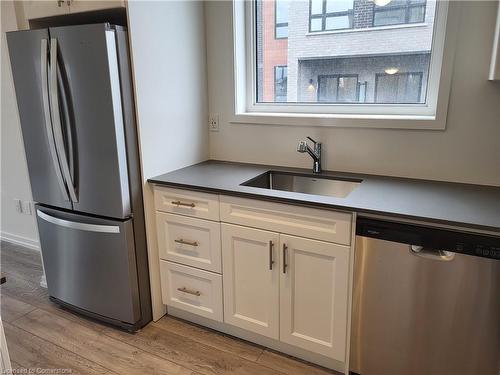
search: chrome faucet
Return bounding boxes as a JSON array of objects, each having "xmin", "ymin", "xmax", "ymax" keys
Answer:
[{"xmin": 297, "ymin": 136, "xmax": 322, "ymax": 173}]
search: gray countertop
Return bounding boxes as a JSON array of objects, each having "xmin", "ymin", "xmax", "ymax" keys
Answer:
[{"xmin": 149, "ymin": 160, "xmax": 500, "ymax": 232}]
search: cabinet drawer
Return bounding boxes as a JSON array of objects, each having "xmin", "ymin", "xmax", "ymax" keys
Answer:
[
  {"xmin": 160, "ymin": 261, "xmax": 223, "ymax": 322},
  {"xmin": 156, "ymin": 212, "xmax": 221, "ymax": 273},
  {"xmin": 154, "ymin": 186, "xmax": 219, "ymax": 221},
  {"xmin": 220, "ymin": 195, "xmax": 352, "ymax": 245}
]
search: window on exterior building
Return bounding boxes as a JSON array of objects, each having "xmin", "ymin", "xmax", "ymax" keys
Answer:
[
  {"xmin": 275, "ymin": 0, "xmax": 289, "ymax": 38},
  {"xmin": 318, "ymin": 75, "xmax": 358, "ymax": 102},
  {"xmin": 373, "ymin": 0, "xmax": 427, "ymax": 27},
  {"xmin": 375, "ymin": 72, "xmax": 423, "ymax": 103},
  {"xmin": 242, "ymin": 0, "xmax": 449, "ymax": 122},
  {"xmin": 274, "ymin": 65, "xmax": 288, "ymax": 102},
  {"xmin": 310, "ymin": 0, "xmax": 354, "ymax": 32}
]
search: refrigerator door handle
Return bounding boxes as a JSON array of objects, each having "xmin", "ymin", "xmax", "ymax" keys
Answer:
[
  {"xmin": 37, "ymin": 210, "xmax": 120, "ymax": 233},
  {"xmin": 41, "ymin": 38, "xmax": 69, "ymax": 202},
  {"xmin": 49, "ymin": 38, "xmax": 78, "ymax": 203}
]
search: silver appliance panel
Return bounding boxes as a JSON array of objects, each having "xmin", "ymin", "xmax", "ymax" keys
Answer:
[
  {"xmin": 6, "ymin": 29, "xmax": 72, "ymax": 209},
  {"xmin": 36, "ymin": 205, "xmax": 141, "ymax": 324},
  {"xmin": 48, "ymin": 24, "xmax": 130, "ymax": 219},
  {"xmin": 351, "ymin": 222, "xmax": 500, "ymax": 375}
]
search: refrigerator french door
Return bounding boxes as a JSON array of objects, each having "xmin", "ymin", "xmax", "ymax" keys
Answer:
[{"xmin": 7, "ymin": 24, "xmax": 151, "ymax": 330}]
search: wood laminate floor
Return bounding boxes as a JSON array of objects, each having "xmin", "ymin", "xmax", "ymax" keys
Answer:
[{"xmin": 0, "ymin": 241, "xmax": 340, "ymax": 375}]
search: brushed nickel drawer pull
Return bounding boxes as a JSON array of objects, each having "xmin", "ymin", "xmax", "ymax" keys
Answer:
[
  {"xmin": 269, "ymin": 240, "xmax": 274, "ymax": 270},
  {"xmin": 174, "ymin": 239, "xmax": 199, "ymax": 247},
  {"xmin": 283, "ymin": 244, "xmax": 288, "ymax": 274},
  {"xmin": 171, "ymin": 200, "xmax": 195, "ymax": 208},
  {"xmin": 177, "ymin": 287, "xmax": 201, "ymax": 296}
]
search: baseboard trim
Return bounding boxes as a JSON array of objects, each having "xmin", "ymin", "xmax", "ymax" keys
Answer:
[{"xmin": 0, "ymin": 231, "xmax": 40, "ymax": 251}]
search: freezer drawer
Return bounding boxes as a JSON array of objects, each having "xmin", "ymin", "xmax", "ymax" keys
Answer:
[{"xmin": 36, "ymin": 205, "xmax": 141, "ymax": 324}]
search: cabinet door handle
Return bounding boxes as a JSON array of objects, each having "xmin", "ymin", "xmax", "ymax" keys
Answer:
[
  {"xmin": 269, "ymin": 240, "xmax": 274, "ymax": 270},
  {"xmin": 174, "ymin": 239, "xmax": 198, "ymax": 247},
  {"xmin": 177, "ymin": 287, "xmax": 201, "ymax": 296},
  {"xmin": 171, "ymin": 200, "xmax": 195, "ymax": 208},
  {"xmin": 283, "ymin": 244, "xmax": 288, "ymax": 274}
]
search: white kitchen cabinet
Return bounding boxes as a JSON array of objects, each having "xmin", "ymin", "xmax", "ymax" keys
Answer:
[
  {"xmin": 280, "ymin": 235, "xmax": 349, "ymax": 361},
  {"xmin": 221, "ymin": 223, "xmax": 280, "ymax": 339},
  {"xmin": 156, "ymin": 212, "xmax": 222, "ymax": 273},
  {"xmin": 221, "ymin": 223, "xmax": 350, "ymax": 358},
  {"xmin": 21, "ymin": 0, "xmax": 125, "ymax": 20},
  {"xmin": 154, "ymin": 186, "xmax": 220, "ymax": 222},
  {"xmin": 22, "ymin": 1, "xmax": 70, "ymax": 20},
  {"xmin": 160, "ymin": 260, "xmax": 223, "ymax": 322},
  {"xmin": 69, "ymin": 0, "xmax": 125, "ymax": 14}
]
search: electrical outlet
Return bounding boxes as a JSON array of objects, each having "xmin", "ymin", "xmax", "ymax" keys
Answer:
[
  {"xmin": 22, "ymin": 201, "xmax": 32, "ymax": 215},
  {"xmin": 209, "ymin": 113, "xmax": 219, "ymax": 131},
  {"xmin": 14, "ymin": 199, "xmax": 22, "ymax": 213}
]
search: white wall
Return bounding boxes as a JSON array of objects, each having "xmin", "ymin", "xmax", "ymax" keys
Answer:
[
  {"xmin": 127, "ymin": 0, "xmax": 209, "ymax": 320},
  {"xmin": 206, "ymin": 1, "xmax": 500, "ymax": 187},
  {"xmin": 0, "ymin": 0, "xmax": 39, "ymax": 249}
]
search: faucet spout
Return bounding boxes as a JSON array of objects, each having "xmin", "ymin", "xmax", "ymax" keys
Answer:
[{"xmin": 296, "ymin": 137, "xmax": 322, "ymax": 173}]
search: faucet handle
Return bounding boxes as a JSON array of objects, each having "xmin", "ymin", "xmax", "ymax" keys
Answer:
[{"xmin": 297, "ymin": 141, "xmax": 308, "ymax": 152}]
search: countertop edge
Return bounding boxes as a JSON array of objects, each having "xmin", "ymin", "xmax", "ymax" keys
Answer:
[{"xmin": 148, "ymin": 178, "xmax": 500, "ymax": 235}]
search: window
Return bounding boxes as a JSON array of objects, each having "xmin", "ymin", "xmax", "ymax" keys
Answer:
[
  {"xmin": 275, "ymin": 0, "xmax": 289, "ymax": 38},
  {"xmin": 234, "ymin": 0, "xmax": 453, "ymax": 126},
  {"xmin": 375, "ymin": 72, "xmax": 423, "ymax": 103},
  {"xmin": 310, "ymin": 0, "xmax": 354, "ymax": 32},
  {"xmin": 373, "ymin": 0, "xmax": 426, "ymax": 27},
  {"xmin": 274, "ymin": 66, "xmax": 288, "ymax": 102},
  {"xmin": 318, "ymin": 74, "xmax": 358, "ymax": 102}
]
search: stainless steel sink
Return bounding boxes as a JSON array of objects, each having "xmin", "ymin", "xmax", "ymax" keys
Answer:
[{"xmin": 241, "ymin": 171, "xmax": 361, "ymax": 199}]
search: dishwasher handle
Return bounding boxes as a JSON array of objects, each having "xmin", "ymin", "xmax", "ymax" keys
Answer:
[{"xmin": 409, "ymin": 245, "xmax": 455, "ymax": 261}]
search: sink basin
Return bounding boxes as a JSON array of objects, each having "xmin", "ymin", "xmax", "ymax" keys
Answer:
[{"xmin": 241, "ymin": 171, "xmax": 362, "ymax": 199}]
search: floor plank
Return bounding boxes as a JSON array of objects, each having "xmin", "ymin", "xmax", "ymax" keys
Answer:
[
  {"xmin": 1, "ymin": 238, "xmax": 342, "ymax": 375},
  {"xmin": 1, "ymin": 294, "xmax": 36, "ymax": 323},
  {"xmin": 154, "ymin": 316, "xmax": 264, "ymax": 362},
  {"xmin": 4, "ymin": 321, "xmax": 109, "ymax": 374},
  {"xmin": 13, "ymin": 309, "xmax": 193, "ymax": 375},
  {"xmin": 101, "ymin": 321, "xmax": 280, "ymax": 375},
  {"xmin": 257, "ymin": 350, "xmax": 340, "ymax": 375}
]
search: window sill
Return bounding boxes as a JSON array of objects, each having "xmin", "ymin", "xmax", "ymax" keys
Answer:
[
  {"xmin": 230, "ymin": 111, "xmax": 445, "ymax": 130},
  {"xmin": 306, "ymin": 22, "xmax": 428, "ymax": 37}
]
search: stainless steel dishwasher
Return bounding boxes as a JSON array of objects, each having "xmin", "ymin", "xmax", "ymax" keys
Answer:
[{"xmin": 350, "ymin": 217, "xmax": 500, "ymax": 375}]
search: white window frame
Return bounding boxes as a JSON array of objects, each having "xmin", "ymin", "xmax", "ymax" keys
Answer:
[{"xmin": 232, "ymin": 0, "xmax": 459, "ymax": 129}]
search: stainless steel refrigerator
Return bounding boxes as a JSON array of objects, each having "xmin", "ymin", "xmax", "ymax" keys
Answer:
[{"xmin": 7, "ymin": 23, "xmax": 152, "ymax": 331}]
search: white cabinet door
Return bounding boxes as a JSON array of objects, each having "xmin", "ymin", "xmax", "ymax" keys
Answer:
[
  {"xmin": 221, "ymin": 223, "xmax": 280, "ymax": 339},
  {"xmin": 22, "ymin": 1, "xmax": 70, "ymax": 20},
  {"xmin": 280, "ymin": 234, "xmax": 350, "ymax": 361}
]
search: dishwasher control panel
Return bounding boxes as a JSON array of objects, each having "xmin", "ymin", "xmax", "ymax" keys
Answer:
[{"xmin": 357, "ymin": 218, "xmax": 500, "ymax": 260}]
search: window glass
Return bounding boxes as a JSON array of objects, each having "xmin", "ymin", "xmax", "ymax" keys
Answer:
[
  {"xmin": 326, "ymin": 0, "xmax": 354, "ymax": 13},
  {"xmin": 326, "ymin": 15, "xmax": 351, "ymax": 30},
  {"xmin": 375, "ymin": 72, "xmax": 423, "ymax": 103},
  {"xmin": 311, "ymin": 0, "xmax": 323, "ymax": 15},
  {"xmin": 310, "ymin": 18, "xmax": 323, "ymax": 31},
  {"xmin": 275, "ymin": 66, "xmax": 288, "ymax": 102},
  {"xmin": 275, "ymin": 0, "xmax": 289, "ymax": 38},
  {"xmin": 318, "ymin": 75, "xmax": 358, "ymax": 102},
  {"xmin": 408, "ymin": 6, "xmax": 425, "ymax": 23},
  {"xmin": 374, "ymin": 8, "xmax": 406, "ymax": 26},
  {"xmin": 276, "ymin": 0, "xmax": 289, "ymax": 23},
  {"xmin": 255, "ymin": 0, "xmax": 435, "ymax": 105},
  {"xmin": 374, "ymin": 0, "xmax": 426, "ymax": 27},
  {"xmin": 276, "ymin": 25, "xmax": 288, "ymax": 38}
]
